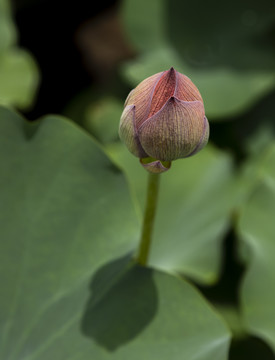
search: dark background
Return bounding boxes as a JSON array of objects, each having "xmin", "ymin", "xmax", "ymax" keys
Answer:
[{"xmin": 12, "ymin": 0, "xmax": 125, "ymax": 119}]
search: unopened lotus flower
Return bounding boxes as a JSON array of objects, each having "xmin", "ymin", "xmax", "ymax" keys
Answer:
[{"xmin": 119, "ymin": 67, "xmax": 209, "ymax": 173}]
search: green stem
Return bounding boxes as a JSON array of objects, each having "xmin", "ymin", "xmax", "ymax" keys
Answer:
[{"xmin": 137, "ymin": 172, "xmax": 160, "ymax": 266}]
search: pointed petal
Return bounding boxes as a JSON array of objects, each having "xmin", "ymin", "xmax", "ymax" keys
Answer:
[
  {"xmin": 126, "ymin": 71, "xmax": 164, "ymax": 128},
  {"xmin": 119, "ymin": 105, "xmax": 148, "ymax": 158},
  {"xmin": 147, "ymin": 67, "xmax": 176, "ymax": 119},
  {"xmin": 174, "ymin": 71, "xmax": 203, "ymax": 102},
  {"xmin": 138, "ymin": 97, "xmax": 206, "ymax": 161}
]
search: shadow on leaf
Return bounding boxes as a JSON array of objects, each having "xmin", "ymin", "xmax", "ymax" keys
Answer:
[{"xmin": 81, "ymin": 254, "xmax": 158, "ymax": 351}]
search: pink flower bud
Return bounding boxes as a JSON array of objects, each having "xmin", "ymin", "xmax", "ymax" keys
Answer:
[{"xmin": 119, "ymin": 68, "xmax": 209, "ymax": 173}]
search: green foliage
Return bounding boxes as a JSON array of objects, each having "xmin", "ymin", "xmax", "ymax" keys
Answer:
[
  {"xmin": 0, "ymin": 0, "xmax": 17, "ymax": 51},
  {"xmin": 238, "ymin": 144, "xmax": 275, "ymax": 352},
  {"xmin": 0, "ymin": 107, "xmax": 230, "ymax": 360},
  {"xmin": 1, "ymin": 0, "xmax": 275, "ymax": 358},
  {"xmin": 121, "ymin": 0, "xmax": 275, "ymax": 119},
  {"xmin": 122, "ymin": 47, "xmax": 275, "ymax": 119},
  {"xmin": 109, "ymin": 142, "xmax": 238, "ymax": 284},
  {"xmin": 84, "ymin": 97, "xmax": 122, "ymax": 144},
  {"xmin": 0, "ymin": 0, "xmax": 39, "ymax": 109}
]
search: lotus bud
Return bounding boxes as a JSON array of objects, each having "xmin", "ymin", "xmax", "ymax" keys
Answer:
[{"xmin": 119, "ymin": 67, "xmax": 209, "ymax": 173}]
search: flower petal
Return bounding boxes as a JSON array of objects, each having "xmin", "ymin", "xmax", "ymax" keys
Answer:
[
  {"xmin": 138, "ymin": 97, "xmax": 206, "ymax": 161},
  {"xmin": 147, "ymin": 67, "xmax": 176, "ymax": 119},
  {"xmin": 119, "ymin": 105, "xmax": 148, "ymax": 158},
  {"xmin": 174, "ymin": 71, "xmax": 203, "ymax": 102},
  {"xmin": 125, "ymin": 71, "xmax": 164, "ymax": 128},
  {"xmin": 186, "ymin": 116, "xmax": 209, "ymax": 157}
]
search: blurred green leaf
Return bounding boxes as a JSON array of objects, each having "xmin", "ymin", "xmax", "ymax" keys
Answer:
[
  {"xmin": 122, "ymin": 0, "xmax": 167, "ymax": 52},
  {"xmin": 106, "ymin": 142, "xmax": 148, "ymax": 218},
  {"xmin": 0, "ymin": 107, "xmax": 230, "ymax": 359},
  {"xmin": 215, "ymin": 305, "xmax": 246, "ymax": 340},
  {"xmin": 0, "ymin": 0, "xmax": 17, "ymax": 51},
  {"xmin": 167, "ymin": 0, "xmax": 275, "ymax": 71},
  {"xmin": 108, "ymin": 142, "xmax": 238, "ymax": 284},
  {"xmin": 0, "ymin": 49, "xmax": 39, "ymax": 109},
  {"xmin": 244, "ymin": 123, "xmax": 275, "ymax": 157},
  {"xmin": 237, "ymin": 143, "xmax": 275, "ymax": 353},
  {"xmin": 121, "ymin": 0, "xmax": 275, "ymax": 119},
  {"xmin": 151, "ymin": 146, "xmax": 237, "ymax": 283},
  {"xmin": 0, "ymin": 0, "xmax": 39, "ymax": 109},
  {"xmin": 84, "ymin": 97, "xmax": 122, "ymax": 143},
  {"xmin": 121, "ymin": 47, "xmax": 275, "ymax": 119}
]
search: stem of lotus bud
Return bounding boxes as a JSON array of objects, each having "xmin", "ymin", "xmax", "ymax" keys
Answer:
[{"xmin": 136, "ymin": 172, "xmax": 160, "ymax": 266}]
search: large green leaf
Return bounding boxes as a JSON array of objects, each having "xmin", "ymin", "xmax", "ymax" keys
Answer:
[
  {"xmin": 121, "ymin": 0, "xmax": 275, "ymax": 118},
  {"xmin": 108, "ymin": 142, "xmax": 237, "ymax": 284},
  {"xmin": 238, "ymin": 143, "xmax": 275, "ymax": 353},
  {"xmin": 81, "ymin": 256, "xmax": 231, "ymax": 360},
  {"xmin": 0, "ymin": 106, "xmax": 138, "ymax": 359},
  {"xmin": 0, "ymin": 107, "xmax": 231, "ymax": 359}
]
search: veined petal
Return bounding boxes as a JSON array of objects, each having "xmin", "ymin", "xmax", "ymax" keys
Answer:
[
  {"xmin": 147, "ymin": 67, "xmax": 176, "ymax": 119},
  {"xmin": 124, "ymin": 89, "xmax": 134, "ymax": 106},
  {"xmin": 126, "ymin": 71, "xmax": 164, "ymax": 128},
  {"xmin": 138, "ymin": 97, "xmax": 206, "ymax": 161},
  {"xmin": 174, "ymin": 72, "xmax": 203, "ymax": 102},
  {"xmin": 186, "ymin": 116, "xmax": 209, "ymax": 157},
  {"xmin": 119, "ymin": 105, "xmax": 148, "ymax": 158}
]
